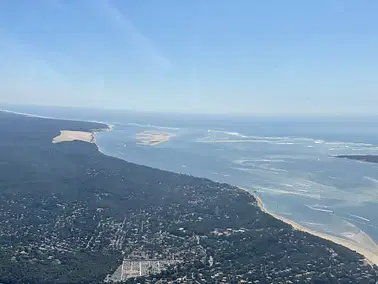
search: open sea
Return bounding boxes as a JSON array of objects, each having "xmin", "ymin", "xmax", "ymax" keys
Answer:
[{"xmin": 3, "ymin": 105, "xmax": 378, "ymax": 251}]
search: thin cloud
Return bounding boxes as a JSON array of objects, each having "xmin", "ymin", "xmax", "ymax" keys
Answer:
[{"xmin": 97, "ymin": 0, "xmax": 173, "ymax": 70}]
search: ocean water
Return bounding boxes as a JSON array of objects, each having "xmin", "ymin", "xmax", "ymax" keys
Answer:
[{"xmin": 3, "ymin": 105, "xmax": 378, "ymax": 250}]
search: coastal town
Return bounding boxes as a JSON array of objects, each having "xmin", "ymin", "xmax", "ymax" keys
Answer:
[{"xmin": 2, "ymin": 179, "xmax": 377, "ymax": 283}]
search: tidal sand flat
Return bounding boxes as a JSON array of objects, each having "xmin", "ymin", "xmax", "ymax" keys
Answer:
[{"xmin": 136, "ymin": 130, "xmax": 176, "ymax": 145}]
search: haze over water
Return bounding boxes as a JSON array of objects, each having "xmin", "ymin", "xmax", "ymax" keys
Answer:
[{"xmin": 3, "ymin": 105, "xmax": 378, "ymax": 251}]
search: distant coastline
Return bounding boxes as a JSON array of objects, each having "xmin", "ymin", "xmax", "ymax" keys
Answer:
[
  {"xmin": 335, "ymin": 155, "xmax": 378, "ymax": 164},
  {"xmin": 241, "ymin": 188, "xmax": 378, "ymax": 266},
  {"xmin": 0, "ymin": 108, "xmax": 113, "ymax": 132},
  {"xmin": 0, "ymin": 109, "xmax": 112, "ymax": 145}
]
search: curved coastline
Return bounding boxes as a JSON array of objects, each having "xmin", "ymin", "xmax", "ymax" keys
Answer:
[
  {"xmin": 242, "ymin": 188, "xmax": 378, "ymax": 266},
  {"xmin": 75, "ymin": 118, "xmax": 378, "ymax": 267},
  {"xmin": 4, "ymin": 109, "xmax": 378, "ymax": 267},
  {"xmin": 0, "ymin": 108, "xmax": 114, "ymax": 134},
  {"xmin": 53, "ymin": 118, "xmax": 378, "ymax": 267}
]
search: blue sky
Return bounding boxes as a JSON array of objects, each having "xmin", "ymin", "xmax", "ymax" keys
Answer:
[{"xmin": 0, "ymin": 0, "xmax": 377, "ymax": 115}]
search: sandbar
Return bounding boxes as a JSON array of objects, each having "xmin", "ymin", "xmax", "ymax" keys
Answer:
[
  {"xmin": 197, "ymin": 139, "xmax": 263, "ymax": 143},
  {"xmin": 241, "ymin": 188, "xmax": 378, "ymax": 266},
  {"xmin": 52, "ymin": 130, "xmax": 96, "ymax": 144},
  {"xmin": 136, "ymin": 130, "xmax": 176, "ymax": 146}
]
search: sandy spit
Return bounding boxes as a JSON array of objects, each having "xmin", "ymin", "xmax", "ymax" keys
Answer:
[{"xmin": 241, "ymin": 188, "xmax": 378, "ymax": 266}]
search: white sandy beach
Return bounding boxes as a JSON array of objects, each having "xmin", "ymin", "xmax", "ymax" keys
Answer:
[
  {"xmin": 242, "ymin": 188, "xmax": 378, "ymax": 266},
  {"xmin": 52, "ymin": 130, "xmax": 96, "ymax": 143}
]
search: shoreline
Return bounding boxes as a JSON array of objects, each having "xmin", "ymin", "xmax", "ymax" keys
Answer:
[
  {"xmin": 242, "ymin": 188, "xmax": 378, "ymax": 266},
  {"xmin": 0, "ymin": 108, "xmax": 114, "ymax": 132},
  {"xmin": 4, "ymin": 108, "xmax": 378, "ymax": 266},
  {"xmin": 0, "ymin": 109, "xmax": 112, "ymax": 144}
]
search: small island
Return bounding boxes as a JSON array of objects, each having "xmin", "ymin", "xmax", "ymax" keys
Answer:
[
  {"xmin": 136, "ymin": 130, "xmax": 176, "ymax": 146},
  {"xmin": 335, "ymin": 155, "xmax": 378, "ymax": 164}
]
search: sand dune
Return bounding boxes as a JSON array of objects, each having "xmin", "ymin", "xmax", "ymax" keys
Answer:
[{"xmin": 52, "ymin": 130, "xmax": 95, "ymax": 143}]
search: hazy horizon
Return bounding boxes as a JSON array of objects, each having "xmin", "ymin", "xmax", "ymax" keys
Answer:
[{"xmin": 3, "ymin": 103, "xmax": 378, "ymax": 122}]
